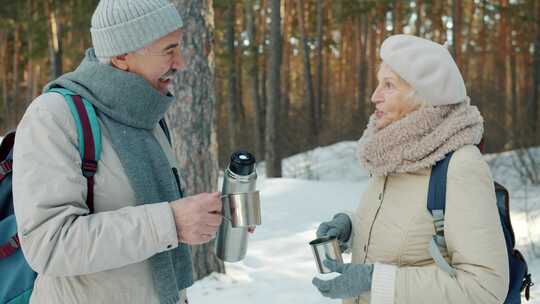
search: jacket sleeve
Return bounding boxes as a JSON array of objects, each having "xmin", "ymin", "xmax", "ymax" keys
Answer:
[
  {"xmin": 372, "ymin": 146, "xmax": 509, "ymax": 304},
  {"xmin": 12, "ymin": 94, "xmax": 179, "ymax": 276}
]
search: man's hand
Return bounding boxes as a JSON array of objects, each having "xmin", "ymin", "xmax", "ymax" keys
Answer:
[{"xmin": 169, "ymin": 192, "xmax": 222, "ymax": 245}]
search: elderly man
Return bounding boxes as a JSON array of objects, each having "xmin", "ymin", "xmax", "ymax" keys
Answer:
[{"xmin": 12, "ymin": 0, "xmax": 221, "ymax": 303}]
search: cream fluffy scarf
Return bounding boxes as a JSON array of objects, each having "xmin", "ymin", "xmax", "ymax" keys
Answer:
[{"xmin": 357, "ymin": 101, "xmax": 484, "ymax": 176}]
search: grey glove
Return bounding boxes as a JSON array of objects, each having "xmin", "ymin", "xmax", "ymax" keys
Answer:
[
  {"xmin": 312, "ymin": 260, "xmax": 374, "ymax": 299},
  {"xmin": 316, "ymin": 213, "xmax": 352, "ymax": 251}
]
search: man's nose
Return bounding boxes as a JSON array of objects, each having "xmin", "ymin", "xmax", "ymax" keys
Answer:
[{"xmin": 172, "ymin": 50, "xmax": 186, "ymax": 71}]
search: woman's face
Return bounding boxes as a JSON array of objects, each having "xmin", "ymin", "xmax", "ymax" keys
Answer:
[{"xmin": 370, "ymin": 63, "xmax": 420, "ymax": 130}]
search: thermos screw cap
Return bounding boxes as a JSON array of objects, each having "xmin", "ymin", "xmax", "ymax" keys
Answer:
[{"xmin": 229, "ymin": 151, "xmax": 256, "ymax": 175}]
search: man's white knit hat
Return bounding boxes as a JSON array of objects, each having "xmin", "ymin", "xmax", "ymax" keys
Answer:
[
  {"xmin": 91, "ymin": 0, "xmax": 183, "ymax": 58},
  {"xmin": 380, "ymin": 34, "xmax": 467, "ymax": 106}
]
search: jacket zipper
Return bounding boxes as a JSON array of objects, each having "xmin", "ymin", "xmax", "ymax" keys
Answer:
[
  {"xmin": 362, "ymin": 176, "xmax": 388, "ymax": 264},
  {"xmin": 172, "ymin": 167, "xmax": 184, "ymax": 197}
]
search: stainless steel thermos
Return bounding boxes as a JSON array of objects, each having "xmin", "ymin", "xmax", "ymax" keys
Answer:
[{"xmin": 214, "ymin": 151, "xmax": 261, "ymax": 262}]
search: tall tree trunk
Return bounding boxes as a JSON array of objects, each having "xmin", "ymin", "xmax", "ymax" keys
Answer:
[
  {"xmin": 416, "ymin": 0, "xmax": 423, "ymax": 36},
  {"xmin": 315, "ymin": 0, "xmax": 324, "ymax": 136},
  {"xmin": 259, "ymin": 0, "xmax": 268, "ymax": 136},
  {"xmin": 431, "ymin": 1, "xmax": 446, "ymax": 43},
  {"xmin": 368, "ymin": 11, "xmax": 378, "ymax": 112},
  {"xmin": 344, "ymin": 20, "xmax": 355, "ymax": 127},
  {"xmin": 478, "ymin": 0, "xmax": 488, "ymax": 112},
  {"xmin": 530, "ymin": 0, "xmax": 540, "ymax": 139},
  {"xmin": 12, "ymin": 25, "xmax": 22, "ymax": 129},
  {"xmin": 244, "ymin": 0, "xmax": 263, "ymax": 159},
  {"xmin": 265, "ymin": 0, "xmax": 282, "ymax": 177},
  {"xmin": 0, "ymin": 30, "xmax": 8, "ymax": 129},
  {"xmin": 168, "ymin": 0, "xmax": 225, "ymax": 280},
  {"xmin": 510, "ymin": 44, "xmax": 517, "ymax": 140},
  {"xmin": 394, "ymin": 0, "xmax": 403, "ymax": 34},
  {"xmin": 45, "ymin": 0, "xmax": 63, "ymax": 80},
  {"xmin": 506, "ymin": 3, "xmax": 517, "ymax": 143},
  {"xmin": 356, "ymin": 12, "xmax": 369, "ymax": 124},
  {"xmin": 26, "ymin": 40, "xmax": 34, "ymax": 110},
  {"xmin": 322, "ymin": 2, "xmax": 331, "ymax": 121},
  {"xmin": 26, "ymin": 0, "xmax": 36, "ymax": 108},
  {"xmin": 224, "ymin": 0, "xmax": 238, "ymax": 152},
  {"xmin": 235, "ymin": 4, "xmax": 245, "ymax": 122},
  {"xmin": 337, "ymin": 23, "xmax": 346, "ymax": 101},
  {"xmin": 462, "ymin": 0, "xmax": 476, "ymax": 81},
  {"xmin": 296, "ymin": 0, "xmax": 317, "ymax": 144},
  {"xmin": 453, "ymin": 0, "xmax": 462, "ymax": 69},
  {"xmin": 497, "ymin": 0, "xmax": 510, "ymax": 147},
  {"xmin": 280, "ymin": 0, "xmax": 293, "ymax": 152}
]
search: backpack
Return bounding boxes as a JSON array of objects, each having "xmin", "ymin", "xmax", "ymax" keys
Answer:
[
  {"xmin": 0, "ymin": 87, "xmax": 172, "ymax": 303},
  {"xmin": 427, "ymin": 151, "xmax": 534, "ymax": 303}
]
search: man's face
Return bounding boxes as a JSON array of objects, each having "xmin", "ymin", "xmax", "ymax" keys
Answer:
[{"xmin": 114, "ymin": 29, "xmax": 185, "ymax": 95}]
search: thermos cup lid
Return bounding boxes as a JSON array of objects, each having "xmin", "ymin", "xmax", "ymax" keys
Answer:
[{"xmin": 229, "ymin": 151, "xmax": 256, "ymax": 175}]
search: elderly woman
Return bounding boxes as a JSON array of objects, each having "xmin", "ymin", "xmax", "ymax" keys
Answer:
[{"xmin": 312, "ymin": 35, "xmax": 509, "ymax": 303}]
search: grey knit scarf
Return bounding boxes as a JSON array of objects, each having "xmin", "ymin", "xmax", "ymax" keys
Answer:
[
  {"xmin": 358, "ymin": 101, "xmax": 484, "ymax": 176},
  {"xmin": 44, "ymin": 49, "xmax": 193, "ymax": 304}
]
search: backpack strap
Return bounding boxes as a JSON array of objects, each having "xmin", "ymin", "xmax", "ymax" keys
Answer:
[
  {"xmin": 47, "ymin": 88, "xmax": 101, "ymax": 214},
  {"xmin": 0, "ymin": 159, "xmax": 12, "ymax": 183},
  {"xmin": 0, "ymin": 133, "xmax": 17, "ymax": 259},
  {"xmin": 427, "ymin": 152, "xmax": 457, "ymax": 277},
  {"xmin": 0, "ymin": 234, "xmax": 20, "ymax": 258},
  {"xmin": 0, "ymin": 132, "xmax": 15, "ymax": 182}
]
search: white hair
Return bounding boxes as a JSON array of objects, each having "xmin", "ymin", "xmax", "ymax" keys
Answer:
[
  {"xmin": 406, "ymin": 89, "xmax": 432, "ymax": 108},
  {"xmin": 97, "ymin": 46, "xmax": 145, "ymax": 65},
  {"xmin": 134, "ymin": 47, "xmax": 148, "ymax": 55}
]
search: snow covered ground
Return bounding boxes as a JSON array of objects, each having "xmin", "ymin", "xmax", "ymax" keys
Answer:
[{"xmin": 190, "ymin": 141, "xmax": 540, "ymax": 303}]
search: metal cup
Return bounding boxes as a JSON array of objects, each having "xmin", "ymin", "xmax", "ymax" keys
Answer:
[
  {"xmin": 222, "ymin": 191, "xmax": 261, "ymax": 227},
  {"xmin": 309, "ymin": 236, "xmax": 343, "ymax": 274}
]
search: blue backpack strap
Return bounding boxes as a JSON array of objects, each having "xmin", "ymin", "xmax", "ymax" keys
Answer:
[
  {"xmin": 47, "ymin": 88, "xmax": 101, "ymax": 213},
  {"xmin": 427, "ymin": 152, "xmax": 457, "ymax": 277}
]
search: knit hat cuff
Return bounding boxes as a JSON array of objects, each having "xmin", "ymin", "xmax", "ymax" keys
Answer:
[{"xmin": 91, "ymin": 3, "xmax": 183, "ymax": 58}]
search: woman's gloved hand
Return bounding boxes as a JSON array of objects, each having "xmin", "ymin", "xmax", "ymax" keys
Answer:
[
  {"xmin": 312, "ymin": 260, "xmax": 373, "ymax": 299},
  {"xmin": 316, "ymin": 213, "xmax": 352, "ymax": 251}
]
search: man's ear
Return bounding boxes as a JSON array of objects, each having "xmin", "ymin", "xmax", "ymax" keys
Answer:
[{"xmin": 111, "ymin": 54, "xmax": 129, "ymax": 71}]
